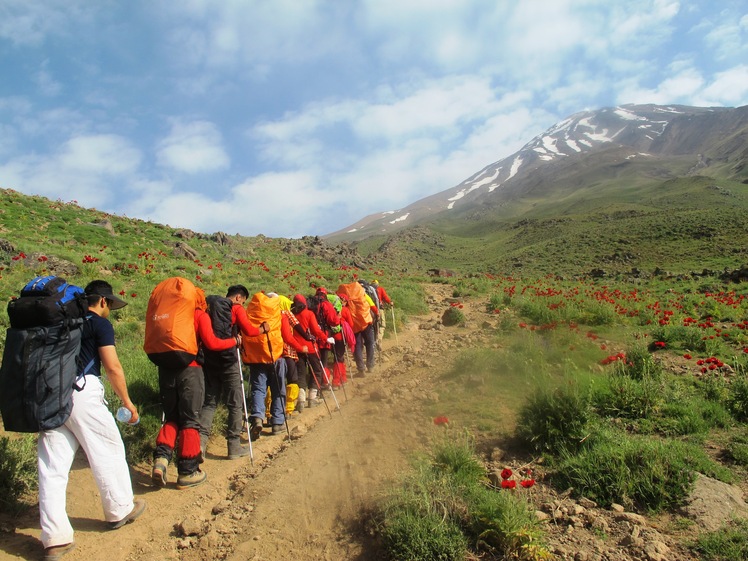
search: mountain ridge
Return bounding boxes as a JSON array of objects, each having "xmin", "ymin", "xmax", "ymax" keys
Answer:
[{"xmin": 326, "ymin": 103, "xmax": 748, "ymax": 242}]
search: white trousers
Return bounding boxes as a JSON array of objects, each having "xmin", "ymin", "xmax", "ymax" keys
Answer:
[{"xmin": 37, "ymin": 375, "xmax": 134, "ymax": 548}]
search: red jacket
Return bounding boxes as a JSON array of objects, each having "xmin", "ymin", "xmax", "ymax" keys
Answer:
[
  {"xmin": 376, "ymin": 285, "xmax": 392, "ymax": 305},
  {"xmin": 281, "ymin": 310, "xmax": 308, "ymax": 356},
  {"xmin": 291, "ymin": 294, "xmax": 326, "ymax": 352},
  {"xmin": 190, "ymin": 309, "xmax": 237, "ymax": 366}
]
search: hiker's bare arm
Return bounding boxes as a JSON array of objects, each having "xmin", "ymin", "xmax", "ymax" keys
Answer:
[{"xmin": 99, "ymin": 345, "xmax": 139, "ymax": 423}]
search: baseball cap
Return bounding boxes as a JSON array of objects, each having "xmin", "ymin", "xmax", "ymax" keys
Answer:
[{"xmin": 85, "ymin": 281, "xmax": 128, "ymax": 310}]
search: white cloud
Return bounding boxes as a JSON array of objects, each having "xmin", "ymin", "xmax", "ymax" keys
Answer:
[
  {"xmin": 59, "ymin": 134, "xmax": 141, "ymax": 174},
  {"xmin": 138, "ymin": 171, "xmax": 327, "ymax": 237},
  {"xmin": 0, "ymin": 133, "xmax": 141, "ymax": 209},
  {"xmin": 700, "ymin": 65, "xmax": 748, "ymax": 105},
  {"xmin": 156, "ymin": 120, "xmax": 229, "ymax": 173}
]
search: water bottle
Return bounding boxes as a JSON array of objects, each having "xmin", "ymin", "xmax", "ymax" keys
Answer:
[{"xmin": 115, "ymin": 407, "xmax": 139, "ymax": 425}]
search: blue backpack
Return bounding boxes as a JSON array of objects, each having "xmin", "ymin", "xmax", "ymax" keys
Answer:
[{"xmin": 0, "ymin": 276, "xmax": 90, "ymax": 432}]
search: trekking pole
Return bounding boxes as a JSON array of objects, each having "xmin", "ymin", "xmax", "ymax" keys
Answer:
[
  {"xmin": 391, "ymin": 304, "xmax": 398, "ymax": 346},
  {"xmin": 265, "ymin": 333, "xmax": 291, "ymax": 442},
  {"xmin": 306, "ymin": 353, "xmax": 333, "ymax": 418},
  {"xmin": 313, "ymin": 343, "xmax": 342, "ymax": 414},
  {"xmin": 237, "ymin": 348, "xmax": 254, "ymax": 466},
  {"xmin": 342, "ymin": 343, "xmax": 355, "ymax": 387}
]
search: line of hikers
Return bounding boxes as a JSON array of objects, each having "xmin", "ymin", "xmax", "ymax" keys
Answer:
[
  {"xmin": 0, "ymin": 273, "xmax": 392, "ymax": 560},
  {"xmin": 145, "ymin": 278, "xmax": 393, "ymax": 490}
]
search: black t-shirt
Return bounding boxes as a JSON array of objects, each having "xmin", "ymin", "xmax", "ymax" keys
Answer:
[{"xmin": 77, "ymin": 313, "xmax": 116, "ymax": 377}]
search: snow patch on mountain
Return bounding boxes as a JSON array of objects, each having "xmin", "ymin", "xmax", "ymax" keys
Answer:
[
  {"xmin": 389, "ymin": 213, "xmax": 410, "ymax": 224},
  {"xmin": 508, "ymin": 156, "xmax": 523, "ymax": 180}
]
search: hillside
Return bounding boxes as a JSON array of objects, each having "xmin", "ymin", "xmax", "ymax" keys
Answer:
[
  {"xmin": 327, "ymin": 104, "xmax": 748, "ymax": 242},
  {"xmin": 327, "ymin": 104, "xmax": 748, "ymax": 278}
]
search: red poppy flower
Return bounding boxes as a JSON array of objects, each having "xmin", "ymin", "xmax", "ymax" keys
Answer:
[
  {"xmin": 501, "ymin": 480, "xmax": 516, "ymax": 489},
  {"xmin": 683, "ymin": 354, "xmax": 692, "ymax": 360},
  {"xmin": 520, "ymin": 479, "xmax": 535, "ymax": 488},
  {"xmin": 433, "ymin": 416, "xmax": 449, "ymax": 426},
  {"xmin": 500, "ymin": 468, "xmax": 513, "ymax": 480}
]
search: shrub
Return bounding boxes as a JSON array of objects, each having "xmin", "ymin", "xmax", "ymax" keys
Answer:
[
  {"xmin": 0, "ymin": 435, "xmax": 38, "ymax": 514},
  {"xmin": 516, "ymin": 381, "xmax": 594, "ymax": 455},
  {"xmin": 442, "ymin": 307, "xmax": 465, "ymax": 326},
  {"xmin": 728, "ymin": 370, "xmax": 748, "ymax": 422},
  {"xmin": 378, "ymin": 435, "xmax": 549, "ymax": 561},
  {"xmin": 614, "ymin": 346, "xmax": 662, "ymax": 381},
  {"xmin": 380, "ymin": 508, "xmax": 468, "ymax": 561},
  {"xmin": 467, "ymin": 485, "xmax": 548, "ymax": 560},
  {"xmin": 432, "ymin": 432, "xmax": 486, "ymax": 487},
  {"xmin": 692, "ymin": 519, "xmax": 748, "ymax": 560},
  {"xmin": 594, "ymin": 371, "xmax": 663, "ymax": 420},
  {"xmin": 553, "ymin": 432, "xmax": 729, "ymax": 512},
  {"xmin": 726, "ymin": 430, "xmax": 748, "ymax": 466}
]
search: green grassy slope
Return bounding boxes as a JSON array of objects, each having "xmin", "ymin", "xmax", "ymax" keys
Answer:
[{"xmin": 363, "ymin": 174, "xmax": 748, "ymax": 277}]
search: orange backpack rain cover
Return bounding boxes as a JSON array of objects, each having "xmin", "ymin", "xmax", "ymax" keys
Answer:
[
  {"xmin": 337, "ymin": 282, "xmax": 372, "ymax": 333},
  {"xmin": 144, "ymin": 277, "xmax": 202, "ymax": 368},
  {"xmin": 241, "ymin": 292, "xmax": 283, "ymax": 364}
]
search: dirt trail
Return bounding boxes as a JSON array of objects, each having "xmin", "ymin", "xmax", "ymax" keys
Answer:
[{"xmin": 1, "ymin": 282, "xmax": 464, "ymax": 561}]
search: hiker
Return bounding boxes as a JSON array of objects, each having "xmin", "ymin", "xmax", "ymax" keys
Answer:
[
  {"xmin": 337, "ymin": 282, "xmax": 374, "ymax": 376},
  {"xmin": 291, "ymin": 293, "xmax": 330, "ymax": 407},
  {"xmin": 38, "ymin": 281, "xmax": 145, "ymax": 561},
  {"xmin": 274, "ymin": 293, "xmax": 309, "ymax": 413},
  {"xmin": 354, "ymin": 290, "xmax": 378, "ymax": 375},
  {"xmin": 151, "ymin": 286, "xmax": 238, "ymax": 490},
  {"xmin": 372, "ymin": 280, "xmax": 392, "ymax": 350},
  {"xmin": 313, "ymin": 287, "xmax": 341, "ymax": 367},
  {"xmin": 333, "ymin": 293, "xmax": 356, "ymax": 387},
  {"xmin": 242, "ymin": 292, "xmax": 286, "ymax": 439},
  {"xmin": 198, "ymin": 285, "xmax": 269, "ymax": 460}
]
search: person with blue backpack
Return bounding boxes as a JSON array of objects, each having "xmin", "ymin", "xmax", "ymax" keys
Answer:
[{"xmin": 37, "ymin": 280, "xmax": 145, "ymax": 561}]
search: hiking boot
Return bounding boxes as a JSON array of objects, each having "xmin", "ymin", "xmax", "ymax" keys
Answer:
[
  {"xmin": 44, "ymin": 542, "xmax": 75, "ymax": 561},
  {"xmin": 110, "ymin": 499, "xmax": 146, "ymax": 530},
  {"xmin": 176, "ymin": 469, "xmax": 207, "ymax": 490},
  {"xmin": 271, "ymin": 424, "xmax": 284, "ymax": 435},
  {"xmin": 307, "ymin": 398, "xmax": 320, "ymax": 408},
  {"xmin": 297, "ymin": 388, "xmax": 306, "ymax": 412},
  {"xmin": 227, "ymin": 439, "xmax": 250, "ymax": 459},
  {"xmin": 151, "ymin": 457, "xmax": 168, "ymax": 488},
  {"xmin": 249, "ymin": 417, "xmax": 263, "ymax": 441}
]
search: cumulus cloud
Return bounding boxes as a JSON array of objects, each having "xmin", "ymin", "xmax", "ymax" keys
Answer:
[
  {"xmin": 156, "ymin": 120, "xmax": 230, "ymax": 173},
  {"xmin": 0, "ymin": 133, "xmax": 141, "ymax": 208},
  {"xmin": 137, "ymin": 171, "xmax": 326, "ymax": 237}
]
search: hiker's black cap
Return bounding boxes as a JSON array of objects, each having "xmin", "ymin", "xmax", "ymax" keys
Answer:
[{"xmin": 85, "ymin": 283, "xmax": 128, "ymax": 310}]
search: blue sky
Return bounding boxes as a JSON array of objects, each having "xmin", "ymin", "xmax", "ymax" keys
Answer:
[{"xmin": 1, "ymin": 1, "xmax": 746, "ymax": 238}]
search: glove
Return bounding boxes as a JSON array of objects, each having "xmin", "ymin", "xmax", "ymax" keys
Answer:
[{"xmin": 326, "ymin": 337, "xmax": 335, "ymax": 345}]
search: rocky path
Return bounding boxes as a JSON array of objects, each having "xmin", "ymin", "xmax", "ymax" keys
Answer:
[{"xmin": 1, "ymin": 282, "xmax": 462, "ymax": 561}]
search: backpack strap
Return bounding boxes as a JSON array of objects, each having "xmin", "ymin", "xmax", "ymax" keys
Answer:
[{"xmin": 74, "ymin": 315, "xmax": 96, "ymax": 392}]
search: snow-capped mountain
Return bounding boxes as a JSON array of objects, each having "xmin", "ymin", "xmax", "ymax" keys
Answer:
[{"xmin": 326, "ymin": 104, "xmax": 748, "ymax": 241}]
